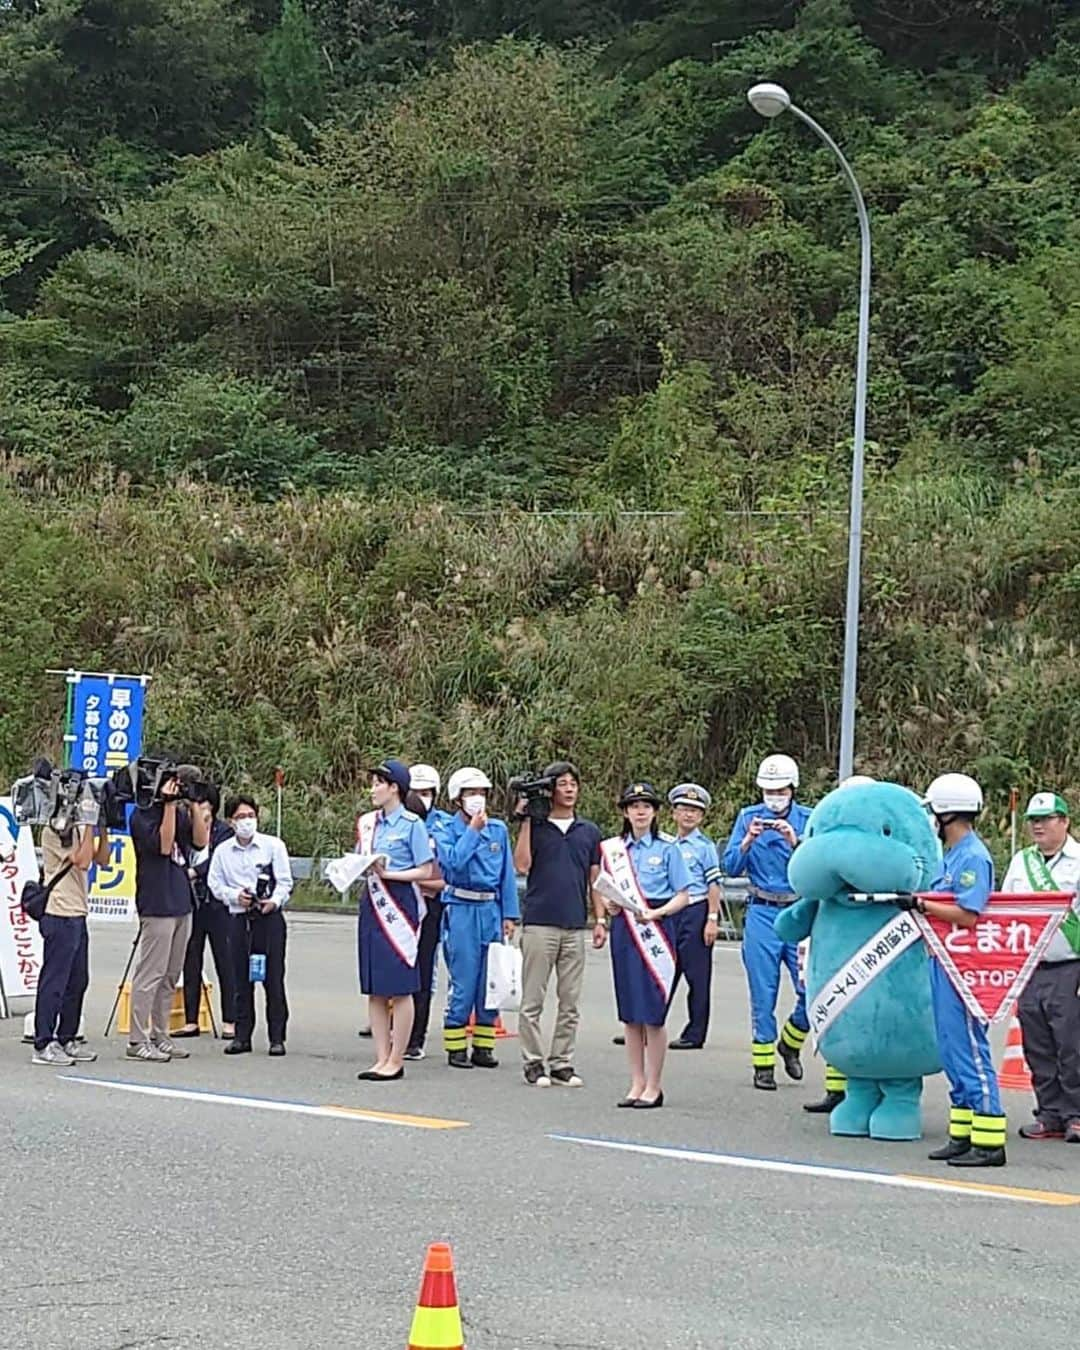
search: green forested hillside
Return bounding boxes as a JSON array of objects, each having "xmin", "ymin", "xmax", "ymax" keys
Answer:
[{"xmin": 2, "ymin": 1, "xmax": 1079, "ymax": 854}]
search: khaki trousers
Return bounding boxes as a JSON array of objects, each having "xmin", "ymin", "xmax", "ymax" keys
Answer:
[
  {"xmin": 129, "ymin": 914, "xmax": 192, "ymax": 1044},
  {"xmin": 518, "ymin": 925, "xmax": 586, "ymax": 1071}
]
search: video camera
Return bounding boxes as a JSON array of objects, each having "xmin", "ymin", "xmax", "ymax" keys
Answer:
[
  {"xmin": 111, "ymin": 757, "xmax": 215, "ymax": 814},
  {"xmin": 508, "ymin": 772, "xmax": 556, "ymax": 823},
  {"xmin": 11, "ymin": 758, "xmax": 107, "ymax": 835}
]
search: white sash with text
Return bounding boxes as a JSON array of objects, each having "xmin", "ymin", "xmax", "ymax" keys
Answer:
[
  {"xmin": 358, "ymin": 811, "xmax": 419, "ymax": 968},
  {"xmin": 807, "ymin": 910, "xmax": 921, "ymax": 1046},
  {"xmin": 600, "ymin": 836, "xmax": 677, "ymax": 1002}
]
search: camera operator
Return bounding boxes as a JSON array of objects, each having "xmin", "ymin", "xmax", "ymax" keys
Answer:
[
  {"xmin": 31, "ymin": 805, "xmax": 111, "ymax": 1066},
  {"xmin": 128, "ymin": 763, "xmax": 210, "ymax": 1062},
  {"xmin": 512, "ymin": 762, "xmax": 603, "ymax": 1089},
  {"xmin": 174, "ymin": 776, "xmax": 235, "ymax": 1041},
  {"xmin": 208, "ymin": 795, "xmax": 293, "ymax": 1056}
]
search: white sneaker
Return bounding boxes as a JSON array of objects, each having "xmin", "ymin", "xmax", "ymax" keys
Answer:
[
  {"xmin": 62, "ymin": 1040, "xmax": 98, "ymax": 1063},
  {"xmin": 153, "ymin": 1037, "xmax": 189, "ymax": 1059},
  {"xmin": 32, "ymin": 1040, "xmax": 74, "ymax": 1066},
  {"xmin": 126, "ymin": 1041, "xmax": 170, "ymax": 1062}
]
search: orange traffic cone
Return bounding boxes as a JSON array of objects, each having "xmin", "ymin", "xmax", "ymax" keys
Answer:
[
  {"xmin": 998, "ymin": 1012, "xmax": 1033, "ymax": 1092},
  {"xmin": 466, "ymin": 1012, "xmax": 516, "ymax": 1039},
  {"xmin": 407, "ymin": 1243, "xmax": 464, "ymax": 1350}
]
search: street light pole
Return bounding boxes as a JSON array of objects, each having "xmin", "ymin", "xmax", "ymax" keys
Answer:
[{"xmin": 747, "ymin": 83, "xmax": 871, "ymax": 782}]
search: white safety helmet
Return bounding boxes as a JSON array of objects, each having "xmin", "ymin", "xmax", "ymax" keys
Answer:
[
  {"xmin": 756, "ymin": 754, "xmax": 799, "ymax": 790},
  {"xmin": 409, "ymin": 764, "xmax": 441, "ymax": 794},
  {"xmin": 447, "ymin": 767, "xmax": 493, "ymax": 802},
  {"xmin": 839, "ymin": 774, "xmax": 875, "ymax": 790},
  {"xmin": 923, "ymin": 773, "xmax": 983, "ymax": 816}
]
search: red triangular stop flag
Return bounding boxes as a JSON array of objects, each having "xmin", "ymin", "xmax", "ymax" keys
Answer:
[{"xmin": 916, "ymin": 892, "xmax": 1073, "ymax": 1022}]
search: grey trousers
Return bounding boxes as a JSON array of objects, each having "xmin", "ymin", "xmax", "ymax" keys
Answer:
[
  {"xmin": 129, "ymin": 914, "xmax": 193, "ymax": 1044},
  {"xmin": 1018, "ymin": 959, "xmax": 1080, "ymax": 1125},
  {"xmin": 518, "ymin": 926, "xmax": 586, "ymax": 1071}
]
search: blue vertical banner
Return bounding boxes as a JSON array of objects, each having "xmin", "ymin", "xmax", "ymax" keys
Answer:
[{"xmin": 68, "ymin": 673, "xmax": 149, "ymax": 920}]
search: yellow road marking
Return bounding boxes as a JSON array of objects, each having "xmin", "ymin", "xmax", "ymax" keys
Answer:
[
  {"xmin": 898, "ymin": 1173, "xmax": 1080, "ymax": 1206},
  {"xmin": 325, "ymin": 1104, "xmax": 469, "ymax": 1130}
]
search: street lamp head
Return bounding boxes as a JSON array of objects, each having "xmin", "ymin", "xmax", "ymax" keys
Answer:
[{"xmin": 747, "ymin": 82, "xmax": 792, "ymax": 119}]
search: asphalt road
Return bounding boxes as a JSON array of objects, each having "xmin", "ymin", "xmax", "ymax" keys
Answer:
[{"xmin": 1, "ymin": 914, "xmax": 1078, "ymax": 1350}]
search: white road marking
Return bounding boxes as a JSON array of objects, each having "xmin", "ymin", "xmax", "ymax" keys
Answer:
[{"xmin": 550, "ymin": 1133, "xmax": 1080, "ymax": 1206}]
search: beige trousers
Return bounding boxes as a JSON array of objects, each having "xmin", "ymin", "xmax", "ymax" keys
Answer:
[
  {"xmin": 518, "ymin": 925, "xmax": 586, "ymax": 1071},
  {"xmin": 129, "ymin": 914, "xmax": 192, "ymax": 1044}
]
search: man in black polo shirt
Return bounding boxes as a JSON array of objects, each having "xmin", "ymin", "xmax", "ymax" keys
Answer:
[
  {"xmin": 127, "ymin": 766, "xmax": 210, "ymax": 1061},
  {"xmin": 513, "ymin": 762, "xmax": 603, "ymax": 1088}
]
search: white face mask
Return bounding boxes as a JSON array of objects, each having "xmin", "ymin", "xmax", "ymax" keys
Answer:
[
  {"xmin": 417, "ymin": 792, "xmax": 434, "ymax": 811},
  {"xmin": 462, "ymin": 794, "xmax": 486, "ymax": 818},
  {"xmin": 234, "ymin": 817, "xmax": 257, "ymax": 841},
  {"xmin": 763, "ymin": 791, "xmax": 791, "ymax": 815}
]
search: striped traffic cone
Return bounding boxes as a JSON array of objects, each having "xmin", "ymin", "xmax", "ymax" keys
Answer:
[
  {"xmin": 407, "ymin": 1243, "xmax": 464, "ymax": 1350},
  {"xmin": 998, "ymin": 1012, "xmax": 1033, "ymax": 1092},
  {"xmin": 466, "ymin": 1011, "xmax": 516, "ymax": 1039}
]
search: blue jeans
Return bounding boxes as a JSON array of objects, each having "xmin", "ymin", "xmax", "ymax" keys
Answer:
[{"xmin": 34, "ymin": 913, "xmax": 89, "ymax": 1051}]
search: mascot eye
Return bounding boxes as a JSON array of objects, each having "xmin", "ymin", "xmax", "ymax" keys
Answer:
[{"xmin": 882, "ymin": 825, "xmax": 892, "ymax": 837}]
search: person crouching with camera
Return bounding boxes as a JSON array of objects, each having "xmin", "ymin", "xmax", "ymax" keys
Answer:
[
  {"xmin": 128, "ymin": 767, "xmax": 210, "ymax": 1062},
  {"xmin": 31, "ymin": 812, "xmax": 111, "ymax": 1065},
  {"xmin": 208, "ymin": 796, "xmax": 293, "ymax": 1056}
]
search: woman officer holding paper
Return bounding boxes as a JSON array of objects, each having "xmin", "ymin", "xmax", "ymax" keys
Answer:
[
  {"xmin": 598, "ymin": 782, "xmax": 691, "ymax": 1109},
  {"xmin": 355, "ymin": 758, "xmax": 435, "ymax": 1082}
]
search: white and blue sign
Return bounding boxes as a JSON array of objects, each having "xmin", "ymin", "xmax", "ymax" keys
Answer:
[{"xmin": 69, "ymin": 675, "xmax": 147, "ymax": 776}]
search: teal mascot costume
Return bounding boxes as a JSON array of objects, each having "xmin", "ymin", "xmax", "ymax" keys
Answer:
[{"xmin": 775, "ymin": 782, "xmax": 941, "ymax": 1140}]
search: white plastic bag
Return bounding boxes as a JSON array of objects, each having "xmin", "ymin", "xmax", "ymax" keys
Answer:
[{"xmin": 485, "ymin": 941, "xmax": 523, "ymax": 1012}]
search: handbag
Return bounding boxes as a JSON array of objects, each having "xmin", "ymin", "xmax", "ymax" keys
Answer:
[
  {"xmin": 21, "ymin": 861, "xmax": 75, "ymax": 923},
  {"xmin": 485, "ymin": 940, "xmax": 523, "ymax": 1012}
]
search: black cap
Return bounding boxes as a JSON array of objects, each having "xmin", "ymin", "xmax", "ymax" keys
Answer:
[
  {"xmin": 543, "ymin": 760, "xmax": 579, "ymax": 783},
  {"xmin": 371, "ymin": 758, "xmax": 411, "ymax": 797},
  {"xmin": 617, "ymin": 781, "xmax": 661, "ymax": 808}
]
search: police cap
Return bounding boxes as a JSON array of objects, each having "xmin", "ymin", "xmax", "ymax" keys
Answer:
[{"xmin": 668, "ymin": 782, "xmax": 712, "ymax": 810}]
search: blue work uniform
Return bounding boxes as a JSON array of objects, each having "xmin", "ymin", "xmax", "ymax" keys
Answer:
[
  {"xmin": 609, "ymin": 832, "xmax": 692, "ymax": 1027},
  {"xmin": 441, "ymin": 813, "xmax": 520, "ymax": 1055},
  {"xmin": 722, "ymin": 801, "xmax": 813, "ymax": 1071},
  {"xmin": 929, "ymin": 830, "xmax": 1006, "ymax": 1149},
  {"xmin": 357, "ymin": 806, "xmax": 433, "ymax": 997},
  {"xmin": 669, "ymin": 828, "xmax": 722, "ymax": 1046},
  {"xmin": 408, "ymin": 806, "xmax": 456, "ymax": 1056}
]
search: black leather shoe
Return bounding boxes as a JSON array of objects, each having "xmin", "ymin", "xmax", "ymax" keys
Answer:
[
  {"xmin": 612, "ymin": 1034, "xmax": 625, "ymax": 1046},
  {"xmin": 172, "ymin": 1027, "xmax": 201, "ymax": 1038},
  {"xmin": 268, "ymin": 1043, "xmax": 286, "ymax": 1057},
  {"xmin": 948, "ymin": 1145, "xmax": 1006, "ymax": 1168},
  {"xmin": 669, "ymin": 1039, "xmax": 702, "ymax": 1050},
  {"xmin": 632, "ymin": 1092, "xmax": 664, "ymax": 1109},
  {"xmin": 777, "ymin": 1040, "xmax": 804, "ymax": 1081},
  {"xmin": 223, "ymin": 1040, "xmax": 252, "ymax": 1055},
  {"xmin": 447, "ymin": 1050, "xmax": 473, "ymax": 1069},
  {"xmin": 358, "ymin": 1067, "xmax": 405, "ymax": 1081},
  {"xmin": 753, "ymin": 1067, "xmax": 777, "ymax": 1091},
  {"xmin": 804, "ymin": 1091, "xmax": 845, "ymax": 1114},
  {"xmin": 616, "ymin": 1096, "xmax": 640, "ymax": 1108},
  {"xmin": 357, "ymin": 1027, "xmax": 373, "ymax": 1038},
  {"xmin": 470, "ymin": 1048, "xmax": 498, "ymax": 1069},
  {"xmin": 928, "ymin": 1138, "xmax": 972, "ymax": 1161}
]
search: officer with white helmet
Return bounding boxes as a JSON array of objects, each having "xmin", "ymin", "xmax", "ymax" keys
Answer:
[
  {"xmin": 404, "ymin": 764, "xmax": 454, "ymax": 1061},
  {"xmin": 722, "ymin": 753, "xmax": 812, "ymax": 1090},
  {"xmin": 897, "ymin": 772, "xmax": 1006, "ymax": 1167},
  {"xmin": 440, "ymin": 767, "xmax": 519, "ymax": 1069}
]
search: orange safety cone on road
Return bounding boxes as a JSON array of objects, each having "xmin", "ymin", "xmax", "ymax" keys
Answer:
[
  {"xmin": 465, "ymin": 1011, "xmax": 516, "ymax": 1039},
  {"xmin": 998, "ymin": 1012, "xmax": 1033, "ymax": 1092},
  {"xmin": 407, "ymin": 1243, "xmax": 464, "ymax": 1350}
]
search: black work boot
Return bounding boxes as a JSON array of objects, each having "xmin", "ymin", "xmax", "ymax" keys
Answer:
[
  {"xmin": 447, "ymin": 1050, "xmax": 473, "ymax": 1069},
  {"xmin": 753, "ymin": 1066, "xmax": 777, "ymax": 1091},
  {"xmin": 470, "ymin": 1047, "xmax": 498, "ymax": 1069},
  {"xmin": 948, "ymin": 1145, "xmax": 1006, "ymax": 1168},
  {"xmin": 803, "ymin": 1091, "xmax": 846, "ymax": 1114},
  {"xmin": 928, "ymin": 1137, "xmax": 971, "ymax": 1161},
  {"xmin": 777, "ymin": 1039, "xmax": 804, "ymax": 1082}
]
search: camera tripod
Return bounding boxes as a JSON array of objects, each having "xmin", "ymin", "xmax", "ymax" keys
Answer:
[{"xmin": 104, "ymin": 925, "xmax": 219, "ymax": 1039}]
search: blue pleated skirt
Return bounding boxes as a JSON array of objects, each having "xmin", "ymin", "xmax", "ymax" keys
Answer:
[
  {"xmin": 358, "ymin": 879, "xmax": 421, "ymax": 997},
  {"xmin": 611, "ymin": 910, "xmax": 678, "ymax": 1027}
]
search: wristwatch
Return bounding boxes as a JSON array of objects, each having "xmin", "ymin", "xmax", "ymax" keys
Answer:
[
  {"xmin": 707, "ymin": 913, "xmax": 720, "ymax": 924},
  {"xmin": 596, "ymin": 916, "xmax": 610, "ymax": 928}
]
